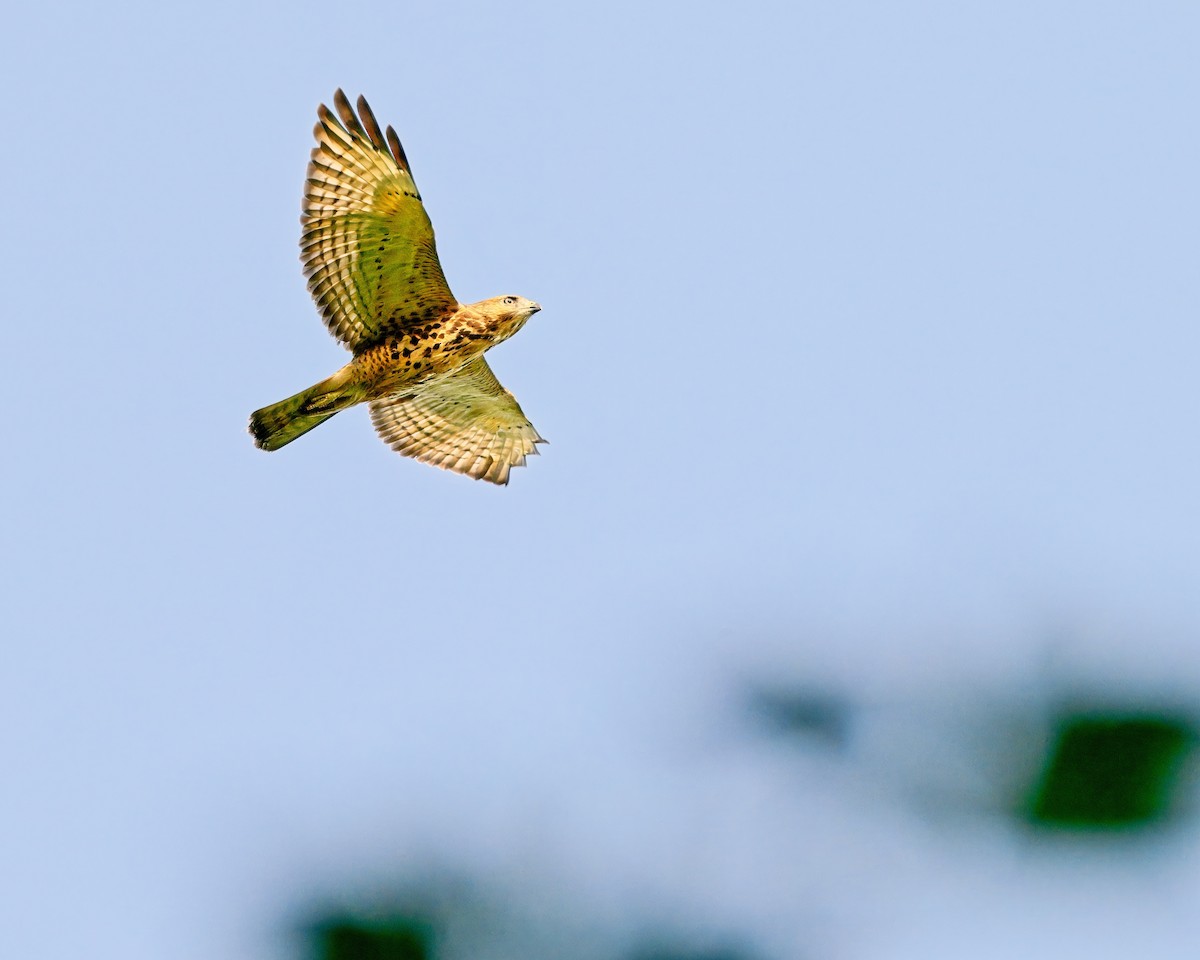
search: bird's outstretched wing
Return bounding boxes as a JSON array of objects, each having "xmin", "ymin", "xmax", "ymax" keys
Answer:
[
  {"xmin": 302, "ymin": 90, "xmax": 457, "ymax": 351},
  {"xmin": 369, "ymin": 357, "xmax": 545, "ymax": 485}
]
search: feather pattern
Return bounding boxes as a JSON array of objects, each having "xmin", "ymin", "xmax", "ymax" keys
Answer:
[
  {"xmin": 369, "ymin": 357, "xmax": 545, "ymax": 485},
  {"xmin": 301, "ymin": 89, "xmax": 456, "ymax": 350}
]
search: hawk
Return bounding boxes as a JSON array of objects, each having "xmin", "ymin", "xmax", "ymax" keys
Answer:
[{"xmin": 249, "ymin": 90, "xmax": 545, "ymax": 485}]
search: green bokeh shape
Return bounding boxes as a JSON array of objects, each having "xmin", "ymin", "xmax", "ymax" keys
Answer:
[
  {"xmin": 1027, "ymin": 714, "xmax": 1195, "ymax": 828},
  {"xmin": 314, "ymin": 918, "xmax": 431, "ymax": 960}
]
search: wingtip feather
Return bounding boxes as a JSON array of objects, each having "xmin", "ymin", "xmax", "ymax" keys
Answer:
[
  {"xmin": 385, "ymin": 125, "xmax": 412, "ymax": 172},
  {"xmin": 356, "ymin": 94, "xmax": 388, "ymax": 152},
  {"xmin": 332, "ymin": 89, "xmax": 365, "ymax": 138}
]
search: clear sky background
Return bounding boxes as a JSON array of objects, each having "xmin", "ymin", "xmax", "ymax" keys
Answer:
[{"xmin": 4, "ymin": 2, "xmax": 1200, "ymax": 958}]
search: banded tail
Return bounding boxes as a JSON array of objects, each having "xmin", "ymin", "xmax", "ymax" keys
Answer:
[{"xmin": 249, "ymin": 370, "xmax": 363, "ymax": 451}]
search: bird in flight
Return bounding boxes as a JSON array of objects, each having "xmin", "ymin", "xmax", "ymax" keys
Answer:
[{"xmin": 249, "ymin": 90, "xmax": 545, "ymax": 484}]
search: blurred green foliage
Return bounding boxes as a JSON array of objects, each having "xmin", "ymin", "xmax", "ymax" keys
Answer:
[
  {"xmin": 1027, "ymin": 712, "xmax": 1195, "ymax": 828},
  {"xmin": 313, "ymin": 916, "xmax": 431, "ymax": 960}
]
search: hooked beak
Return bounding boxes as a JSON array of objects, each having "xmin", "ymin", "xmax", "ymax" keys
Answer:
[{"xmin": 529, "ymin": 302, "xmax": 542, "ymax": 314}]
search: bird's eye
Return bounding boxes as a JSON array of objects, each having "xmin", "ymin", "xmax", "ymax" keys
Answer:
[{"xmin": 503, "ymin": 296, "xmax": 517, "ymax": 305}]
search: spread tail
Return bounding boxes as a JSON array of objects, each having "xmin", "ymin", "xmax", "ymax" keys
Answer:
[{"xmin": 249, "ymin": 371, "xmax": 363, "ymax": 451}]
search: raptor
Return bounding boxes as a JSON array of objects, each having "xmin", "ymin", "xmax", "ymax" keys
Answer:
[{"xmin": 249, "ymin": 90, "xmax": 545, "ymax": 484}]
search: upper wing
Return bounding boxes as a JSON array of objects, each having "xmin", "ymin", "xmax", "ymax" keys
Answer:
[
  {"xmin": 302, "ymin": 90, "xmax": 457, "ymax": 350},
  {"xmin": 369, "ymin": 356, "xmax": 545, "ymax": 485}
]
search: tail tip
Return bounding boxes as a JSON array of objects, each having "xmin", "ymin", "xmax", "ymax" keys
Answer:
[{"xmin": 248, "ymin": 411, "xmax": 274, "ymax": 451}]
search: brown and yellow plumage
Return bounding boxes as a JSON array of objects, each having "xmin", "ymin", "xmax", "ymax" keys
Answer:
[{"xmin": 249, "ymin": 90, "xmax": 545, "ymax": 484}]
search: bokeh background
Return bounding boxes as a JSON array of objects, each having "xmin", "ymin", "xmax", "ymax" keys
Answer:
[{"xmin": 4, "ymin": 2, "xmax": 1200, "ymax": 957}]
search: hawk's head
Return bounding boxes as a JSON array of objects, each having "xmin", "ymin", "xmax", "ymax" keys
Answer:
[{"xmin": 472, "ymin": 295, "xmax": 542, "ymax": 343}]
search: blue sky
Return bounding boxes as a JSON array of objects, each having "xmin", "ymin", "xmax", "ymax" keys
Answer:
[{"xmin": 4, "ymin": 2, "xmax": 1200, "ymax": 957}]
